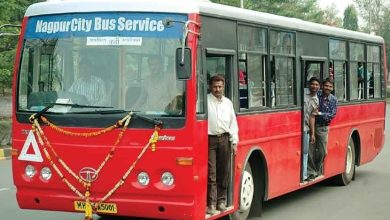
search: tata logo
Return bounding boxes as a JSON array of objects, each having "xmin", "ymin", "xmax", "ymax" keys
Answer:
[{"xmin": 79, "ymin": 167, "xmax": 98, "ymax": 182}]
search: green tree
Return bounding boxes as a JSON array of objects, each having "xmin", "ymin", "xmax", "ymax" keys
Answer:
[
  {"xmin": 378, "ymin": 7, "xmax": 390, "ymax": 78},
  {"xmin": 323, "ymin": 3, "xmax": 342, "ymax": 27},
  {"xmin": 354, "ymin": 0, "xmax": 385, "ymax": 33},
  {"xmin": 211, "ymin": 0, "xmax": 324, "ymax": 23},
  {"xmin": 343, "ymin": 5, "xmax": 359, "ymax": 31},
  {"xmin": 354, "ymin": 0, "xmax": 390, "ymax": 75},
  {"xmin": 212, "ymin": 0, "xmax": 241, "ymax": 7},
  {"xmin": 0, "ymin": 0, "xmax": 43, "ymax": 95}
]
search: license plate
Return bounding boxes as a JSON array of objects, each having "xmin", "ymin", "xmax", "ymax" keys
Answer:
[{"xmin": 74, "ymin": 201, "xmax": 117, "ymax": 214}]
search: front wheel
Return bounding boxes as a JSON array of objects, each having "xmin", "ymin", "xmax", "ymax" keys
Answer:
[
  {"xmin": 229, "ymin": 161, "xmax": 263, "ymax": 220},
  {"xmin": 333, "ymin": 137, "xmax": 356, "ymax": 186}
]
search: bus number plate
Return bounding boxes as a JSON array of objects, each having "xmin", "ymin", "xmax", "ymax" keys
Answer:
[{"xmin": 74, "ymin": 201, "xmax": 117, "ymax": 214}]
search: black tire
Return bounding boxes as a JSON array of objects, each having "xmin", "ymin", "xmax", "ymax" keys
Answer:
[
  {"xmin": 229, "ymin": 161, "xmax": 263, "ymax": 220},
  {"xmin": 333, "ymin": 137, "xmax": 356, "ymax": 186}
]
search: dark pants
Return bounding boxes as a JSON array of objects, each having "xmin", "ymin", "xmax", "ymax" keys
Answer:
[
  {"xmin": 207, "ymin": 134, "xmax": 230, "ymax": 207},
  {"xmin": 314, "ymin": 126, "xmax": 329, "ymax": 176},
  {"xmin": 308, "ymin": 141, "xmax": 317, "ymax": 177}
]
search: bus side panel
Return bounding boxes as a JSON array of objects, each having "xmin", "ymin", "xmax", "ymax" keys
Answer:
[
  {"xmin": 235, "ymin": 102, "xmax": 385, "ymax": 200},
  {"xmin": 236, "ymin": 110, "xmax": 302, "ymax": 199},
  {"xmin": 324, "ymin": 101, "xmax": 385, "ymax": 178}
]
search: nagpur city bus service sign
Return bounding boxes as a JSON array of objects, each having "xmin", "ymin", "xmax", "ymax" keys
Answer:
[{"xmin": 25, "ymin": 12, "xmax": 187, "ymax": 40}]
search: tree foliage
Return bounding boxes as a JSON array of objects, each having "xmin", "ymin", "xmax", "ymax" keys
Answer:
[
  {"xmin": 343, "ymin": 5, "xmax": 359, "ymax": 31},
  {"xmin": 322, "ymin": 3, "xmax": 342, "ymax": 27},
  {"xmin": 0, "ymin": 0, "xmax": 43, "ymax": 94},
  {"xmin": 353, "ymin": 0, "xmax": 390, "ymax": 75},
  {"xmin": 353, "ymin": 0, "xmax": 384, "ymax": 33},
  {"xmin": 213, "ymin": 0, "xmax": 326, "ymax": 23}
]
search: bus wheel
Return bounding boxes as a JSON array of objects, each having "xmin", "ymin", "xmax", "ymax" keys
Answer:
[
  {"xmin": 333, "ymin": 137, "xmax": 356, "ymax": 186},
  {"xmin": 230, "ymin": 162, "xmax": 254, "ymax": 220}
]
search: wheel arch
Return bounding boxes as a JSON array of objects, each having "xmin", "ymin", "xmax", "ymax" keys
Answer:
[
  {"xmin": 349, "ymin": 129, "xmax": 361, "ymax": 166},
  {"xmin": 242, "ymin": 147, "xmax": 268, "ymax": 201}
]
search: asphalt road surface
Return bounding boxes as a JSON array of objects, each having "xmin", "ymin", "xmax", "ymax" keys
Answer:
[{"xmin": 1, "ymin": 105, "xmax": 389, "ymax": 220}]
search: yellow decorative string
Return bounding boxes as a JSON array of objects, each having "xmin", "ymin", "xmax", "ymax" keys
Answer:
[
  {"xmin": 93, "ymin": 126, "xmax": 159, "ymax": 208},
  {"xmin": 33, "ymin": 113, "xmax": 132, "ymax": 188},
  {"xmin": 29, "ymin": 113, "xmax": 160, "ymax": 220},
  {"xmin": 84, "ymin": 189, "xmax": 93, "ymax": 220},
  {"xmin": 150, "ymin": 126, "xmax": 160, "ymax": 152}
]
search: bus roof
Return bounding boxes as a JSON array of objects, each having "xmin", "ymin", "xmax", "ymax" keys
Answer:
[{"xmin": 25, "ymin": 0, "xmax": 384, "ymax": 44}]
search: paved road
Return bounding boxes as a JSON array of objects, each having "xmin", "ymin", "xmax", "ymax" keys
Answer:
[{"xmin": 1, "ymin": 105, "xmax": 389, "ymax": 220}]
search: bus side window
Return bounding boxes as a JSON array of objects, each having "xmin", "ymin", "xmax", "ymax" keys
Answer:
[{"xmin": 238, "ymin": 60, "xmax": 248, "ymax": 109}]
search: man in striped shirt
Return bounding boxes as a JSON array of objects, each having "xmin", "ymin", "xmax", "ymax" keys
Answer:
[{"xmin": 69, "ymin": 59, "xmax": 107, "ymax": 106}]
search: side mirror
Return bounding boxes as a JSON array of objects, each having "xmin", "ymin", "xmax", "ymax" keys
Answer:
[{"xmin": 176, "ymin": 48, "xmax": 191, "ymax": 80}]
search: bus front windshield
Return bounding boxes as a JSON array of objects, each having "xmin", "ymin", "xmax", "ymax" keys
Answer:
[{"xmin": 18, "ymin": 13, "xmax": 187, "ymax": 116}]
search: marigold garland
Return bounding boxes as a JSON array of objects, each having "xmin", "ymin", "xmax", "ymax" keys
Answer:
[{"xmin": 29, "ymin": 113, "xmax": 160, "ymax": 220}]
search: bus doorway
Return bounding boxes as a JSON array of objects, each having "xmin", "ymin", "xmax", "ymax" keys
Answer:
[
  {"xmin": 301, "ymin": 58, "xmax": 325, "ymax": 182},
  {"xmin": 205, "ymin": 52, "xmax": 235, "ymax": 215}
]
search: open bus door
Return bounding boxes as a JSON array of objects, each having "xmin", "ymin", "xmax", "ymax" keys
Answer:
[
  {"xmin": 300, "ymin": 56, "xmax": 326, "ymax": 182},
  {"xmin": 205, "ymin": 50, "xmax": 236, "ymax": 214}
]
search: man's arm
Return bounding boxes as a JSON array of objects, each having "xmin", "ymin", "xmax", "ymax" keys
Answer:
[
  {"xmin": 229, "ymin": 102, "xmax": 239, "ymax": 154},
  {"xmin": 309, "ymin": 114, "xmax": 316, "ymax": 144}
]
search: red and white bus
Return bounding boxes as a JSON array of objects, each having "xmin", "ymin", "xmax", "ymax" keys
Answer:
[{"xmin": 12, "ymin": 0, "xmax": 387, "ymax": 219}]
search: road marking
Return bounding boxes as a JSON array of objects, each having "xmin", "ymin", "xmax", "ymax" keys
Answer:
[{"xmin": 0, "ymin": 187, "xmax": 12, "ymax": 192}]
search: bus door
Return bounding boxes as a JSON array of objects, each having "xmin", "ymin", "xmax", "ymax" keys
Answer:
[
  {"xmin": 300, "ymin": 57, "xmax": 326, "ymax": 182},
  {"xmin": 205, "ymin": 50, "xmax": 235, "ymax": 209}
]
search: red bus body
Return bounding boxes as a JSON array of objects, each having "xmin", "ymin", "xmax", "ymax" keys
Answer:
[{"xmin": 12, "ymin": 1, "xmax": 386, "ymax": 220}]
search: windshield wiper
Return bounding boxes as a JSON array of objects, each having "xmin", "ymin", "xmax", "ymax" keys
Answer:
[
  {"xmin": 77, "ymin": 110, "xmax": 163, "ymax": 127},
  {"xmin": 132, "ymin": 113, "xmax": 164, "ymax": 128},
  {"xmin": 31, "ymin": 103, "xmax": 113, "ymax": 120},
  {"xmin": 31, "ymin": 104, "xmax": 163, "ymax": 128}
]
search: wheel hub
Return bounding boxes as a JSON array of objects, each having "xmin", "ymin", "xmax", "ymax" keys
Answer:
[{"xmin": 240, "ymin": 170, "xmax": 254, "ymax": 211}]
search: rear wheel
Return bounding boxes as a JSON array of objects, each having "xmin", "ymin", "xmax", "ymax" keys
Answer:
[{"xmin": 333, "ymin": 137, "xmax": 356, "ymax": 186}]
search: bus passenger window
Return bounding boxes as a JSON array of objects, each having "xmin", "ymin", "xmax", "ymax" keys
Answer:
[
  {"xmin": 237, "ymin": 25, "xmax": 267, "ymax": 110},
  {"xmin": 272, "ymin": 56, "xmax": 294, "ymax": 106},
  {"xmin": 247, "ymin": 55, "xmax": 266, "ymax": 108},
  {"xmin": 270, "ymin": 31, "xmax": 295, "ymax": 107},
  {"xmin": 238, "ymin": 60, "xmax": 248, "ymax": 109},
  {"xmin": 333, "ymin": 61, "xmax": 347, "ymax": 101},
  {"xmin": 367, "ymin": 45, "xmax": 381, "ymax": 99},
  {"xmin": 329, "ymin": 40, "xmax": 347, "ymax": 101},
  {"xmin": 349, "ymin": 42, "xmax": 365, "ymax": 100}
]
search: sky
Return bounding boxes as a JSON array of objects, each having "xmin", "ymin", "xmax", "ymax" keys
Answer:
[{"xmin": 318, "ymin": 0, "xmax": 355, "ymax": 17}]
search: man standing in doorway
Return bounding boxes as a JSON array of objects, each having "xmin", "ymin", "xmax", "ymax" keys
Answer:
[
  {"xmin": 313, "ymin": 79, "xmax": 337, "ymax": 177},
  {"xmin": 207, "ymin": 75, "xmax": 239, "ymax": 215},
  {"xmin": 303, "ymin": 77, "xmax": 320, "ymax": 181}
]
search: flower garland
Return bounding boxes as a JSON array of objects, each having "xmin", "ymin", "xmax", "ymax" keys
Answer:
[
  {"xmin": 31, "ymin": 113, "xmax": 132, "ymax": 187},
  {"xmin": 29, "ymin": 113, "xmax": 160, "ymax": 220}
]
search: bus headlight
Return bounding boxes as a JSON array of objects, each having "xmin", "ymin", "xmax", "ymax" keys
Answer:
[
  {"xmin": 161, "ymin": 172, "xmax": 174, "ymax": 186},
  {"xmin": 25, "ymin": 165, "xmax": 36, "ymax": 178},
  {"xmin": 137, "ymin": 172, "xmax": 150, "ymax": 186},
  {"xmin": 40, "ymin": 167, "xmax": 52, "ymax": 180}
]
